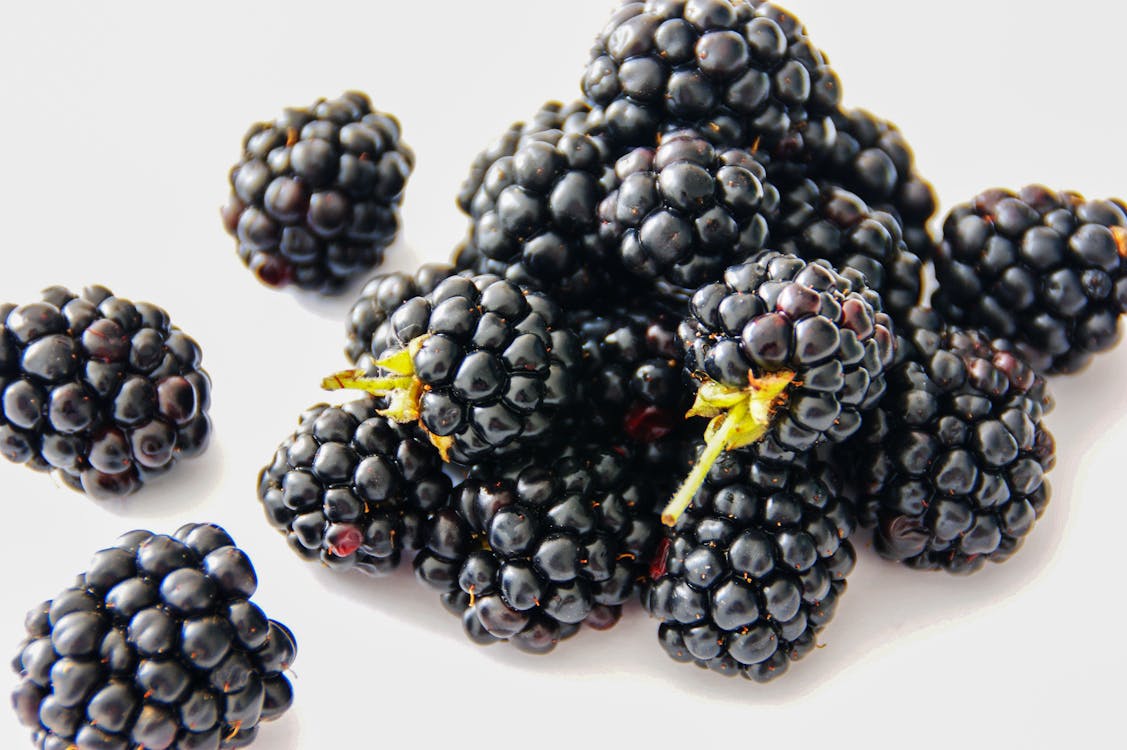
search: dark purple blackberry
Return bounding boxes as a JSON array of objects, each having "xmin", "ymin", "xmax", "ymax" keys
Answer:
[
  {"xmin": 667, "ymin": 251, "xmax": 894, "ymax": 525},
  {"xmin": 845, "ymin": 308, "xmax": 1056, "ymax": 574},
  {"xmin": 597, "ymin": 129, "xmax": 777, "ymax": 290},
  {"xmin": 457, "ymin": 100, "xmax": 593, "ymax": 217},
  {"xmin": 0, "ymin": 285, "xmax": 211, "ymax": 499},
  {"xmin": 324, "ymin": 274, "xmax": 580, "ymax": 464},
  {"xmin": 932, "ymin": 185, "xmax": 1127, "ymax": 374},
  {"xmin": 256, "ymin": 397, "xmax": 451, "ymax": 576},
  {"xmin": 582, "ymin": 1, "xmax": 840, "ymax": 156},
  {"xmin": 221, "ymin": 91, "xmax": 413, "ymax": 293},
  {"xmin": 645, "ymin": 451, "xmax": 855, "ymax": 682},
  {"xmin": 821, "ymin": 108, "xmax": 937, "ymax": 262},
  {"xmin": 412, "ymin": 448, "xmax": 660, "ymax": 653},
  {"xmin": 461, "ymin": 128, "xmax": 617, "ymax": 306},
  {"xmin": 11, "ymin": 524, "xmax": 296, "ymax": 750},
  {"xmin": 773, "ymin": 180, "xmax": 923, "ymax": 322},
  {"xmin": 344, "ymin": 263, "xmax": 456, "ymax": 368}
]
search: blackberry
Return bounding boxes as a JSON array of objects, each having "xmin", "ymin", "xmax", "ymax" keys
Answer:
[
  {"xmin": 0, "ymin": 285, "xmax": 211, "ymax": 499},
  {"xmin": 597, "ymin": 129, "xmax": 777, "ymax": 290},
  {"xmin": 932, "ymin": 185, "xmax": 1127, "ymax": 373},
  {"xmin": 846, "ymin": 308, "xmax": 1055, "ymax": 574},
  {"xmin": 257, "ymin": 397, "xmax": 451, "ymax": 576},
  {"xmin": 344, "ymin": 263, "xmax": 456, "ymax": 368},
  {"xmin": 324, "ymin": 274, "xmax": 580, "ymax": 463},
  {"xmin": 582, "ymin": 1, "xmax": 840, "ymax": 155},
  {"xmin": 461, "ymin": 129, "xmax": 617, "ymax": 305},
  {"xmin": 773, "ymin": 180, "xmax": 923, "ymax": 322},
  {"xmin": 11, "ymin": 524, "xmax": 296, "ymax": 750},
  {"xmin": 457, "ymin": 100, "xmax": 592, "ymax": 217},
  {"xmin": 221, "ymin": 91, "xmax": 413, "ymax": 293},
  {"xmin": 821, "ymin": 108, "xmax": 937, "ymax": 262},
  {"xmin": 645, "ymin": 451, "xmax": 855, "ymax": 682},
  {"xmin": 666, "ymin": 251, "xmax": 894, "ymax": 525},
  {"xmin": 413, "ymin": 448, "xmax": 660, "ymax": 653}
]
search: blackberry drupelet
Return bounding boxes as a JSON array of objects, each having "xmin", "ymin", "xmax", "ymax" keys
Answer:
[
  {"xmin": 221, "ymin": 91, "xmax": 413, "ymax": 293},
  {"xmin": 462, "ymin": 129, "xmax": 616, "ymax": 305},
  {"xmin": 597, "ymin": 129, "xmax": 777, "ymax": 290},
  {"xmin": 0, "ymin": 285, "xmax": 211, "ymax": 499},
  {"xmin": 645, "ymin": 451, "xmax": 855, "ymax": 682},
  {"xmin": 324, "ymin": 273, "xmax": 581, "ymax": 464},
  {"xmin": 667, "ymin": 251, "xmax": 894, "ymax": 525},
  {"xmin": 257, "ymin": 397, "xmax": 451, "ymax": 576},
  {"xmin": 582, "ymin": 0, "xmax": 840, "ymax": 155},
  {"xmin": 821, "ymin": 108, "xmax": 938, "ymax": 262},
  {"xmin": 412, "ymin": 448, "xmax": 660, "ymax": 653},
  {"xmin": 773, "ymin": 180, "xmax": 922, "ymax": 322},
  {"xmin": 932, "ymin": 185, "xmax": 1127, "ymax": 373},
  {"xmin": 11, "ymin": 524, "xmax": 296, "ymax": 750},
  {"xmin": 846, "ymin": 308, "xmax": 1055, "ymax": 574},
  {"xmin": 344, "ymin": 263, "xmax": 456, "ymax": 368}
]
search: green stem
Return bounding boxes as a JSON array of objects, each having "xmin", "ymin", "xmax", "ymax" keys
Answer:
[
  {"xmin": 662, "ymin": 400, "xmax": 750, "ymax": 526},
  {"xmin": 321, "ymin": 370, "xmax": 414, "ymax": 394}
]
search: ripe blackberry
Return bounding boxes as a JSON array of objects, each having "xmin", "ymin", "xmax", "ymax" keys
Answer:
[
  {"xmin": 0, "ymin": 285, "xmax": 211, "ymax": 499},
  {"xmin": 597, "ymin": 129, "xmax": 777, "ymax": 290},
  {"xmin": 344, "ymin": 263, "xmax": 456, "ymax": 367},
  {"xmin": 821, "ymin": 108, "xmax": 938, "ymax": 262},
  {"xmin": 932, "ymin": 185, "xmax": 1127, "ymax": 373},
  {"xmin": 645, "ymin": 451, "xmax": 855, "ymax": 682},
  {"xmin": 582, "ymin": 1, "xmax": 840, "ymax": 154},
  {"xmin": 11, "ymin": 524, "xmax": 296, "ymax": 750},
  {"xmin": 257, "ymin": 397, "xmax": 451, "ymax": 576},
  {"xmin": 846, "ymin": 308, "xmax": 1056, "ymax": 574},
  {"xmin": 221, "ymin": 91, "xmax": 413, "ymax": 293},
  {"xmin": 412, "ymin": 448, "xmax": 660, "ymax": 652},
  {"xmin": 667, "ymin": 251, "xmax": 894, "ymax": 525},
  {"xmin": 773, "ymin": 180, "xmax": 923, "ymax": 322},
  {"xmin": 461, "ymin": 129, "xmax": 617, "ymax": 305},
  {"xmin": 457, "ymin": 100, "xmax": 592, "ymax": 217},
  {"xmin": 324, "ymin": 274, "xmax": 581, "ymax": 463}
]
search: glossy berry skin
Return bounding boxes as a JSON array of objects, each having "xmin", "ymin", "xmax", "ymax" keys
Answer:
[
  {"xmin": 680, "ymin": 251, "xmax": 895, "ymax": 452},
  {"xmin": 645, "ymin": 453, "xmax": 855, "ymax": 682},
  {"xmin": 461, "ymin": 129, "xmax": 617, "ymax": 305},
  {"xmin": 773, "ymin": 180, "xmax": 923, "ymax": 324},
  {"xmin": 413, "ymin": 449, "xmax": 660, "ymax": 653},
  {"xmin": 932, "ymin": 185, "xmax": 1127, "ymax": 374},
  {"xmin": 844, "ymin": 308, "xmax": 1056, "ymax": 574},
  {"xmin": 257, "ymin": 398, "xmax": 451, "ymax": 576},
  {"xmin": 582, "ymin": 1, "xmax": 840, "ymax": 156},
  {"xmin": 344, "ymin": 264, "xmax": 456, "ymax": 367},
  {"xmin": 221, "ymin": 91, "xmax": 413, "ymax": 293},
  {"xmin": 0, "ymin": 286, "xmax": 211, "ymax": 499},
  {"xmin": 11, "ymin": 525, "xmax": 296, "ymax": 750},
  {"xmin": 598, "ymin": 130, "xmax": 777, "ymax": 290},
  {"xmin": 377, "ymin": 274, "xmax": 581, "ymax": 463}
]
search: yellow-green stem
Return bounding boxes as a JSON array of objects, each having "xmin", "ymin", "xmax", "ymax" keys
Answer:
[{"xmin": 662, "ymin": 400, "xmax": 750, "ymax": 526}]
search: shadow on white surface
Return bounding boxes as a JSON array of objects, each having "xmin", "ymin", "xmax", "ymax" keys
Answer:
[
  {"xmin": 252, "ymin": 710, "xmax": 302, "ymax": 750},
  {"xmin": 92, "ymin": 435, "xmax": 227, "ymax": 521}
]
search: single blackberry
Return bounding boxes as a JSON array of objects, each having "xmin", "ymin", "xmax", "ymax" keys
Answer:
[
  {"xmin": 597, "ymin": 129, "xmax": 777, "ymax": 290},
  {"xmin": 821, "ymin": 108, "xmax": 937, "ymax": 262},
  {"xmin": 457, "ymin": 100, "xmax": 592, "ymax": 217},
  {"xmin": 773, "ymin": 180, "xmax": 923, "ymax": 322},
  {"xmin": 11, "ymin": 524, "xmax": 296, "ymax": 750},
  {"xmin": 845, "ymin": 308, "xmax": 1055, "ymax": 574},
  {"xmin": 664, "ymin": 251, "xmax": 893, "ymax": 524},
  {"xmin": 0, "ymin": 285, "xmax": 211, "ymax": 499},
  {"xmin": 221, "ymin": 91, "xmax": 413, "ymax": 293},
  {"xmin": 413, "ymin": 448, "xmax": 660, "ymax": 653},
  {"xmin": 645, "ymin": 450, "xmax": 855, "ymax": 682},
  {"xmin": 462, "ymin": 129, "xmax": 617, "ymax": 305},
  {"xmin": 344, "ymin": 263, "xmax": 456, "ymax": 367},
  {"xmin": 932, "ymin": 185, "xmax": 1127, "ymax": 373},
  {"xmin": 257, "ymin": 397, "xmax": 451, "ymax": 576},
  {"xmin": 582, "ymin": 1, "xmax": 840, "ymax": 155},
  {"xmin": 324, "ymin": 274, "xmax": 580, "ymax": 464}
]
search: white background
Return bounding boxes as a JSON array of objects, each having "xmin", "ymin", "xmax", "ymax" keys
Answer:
[{"xmin": 2, "ymin": 1, "xmax": 1126, "ymax": 748}]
